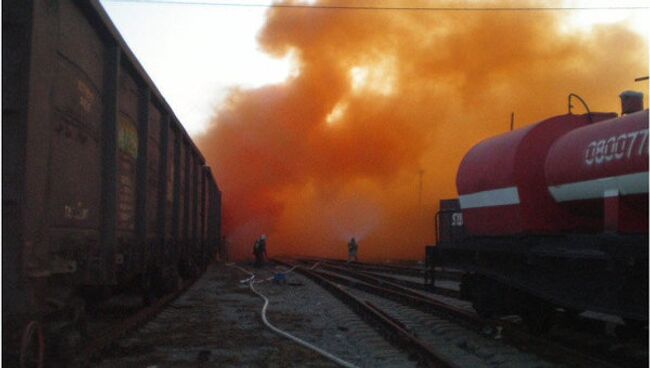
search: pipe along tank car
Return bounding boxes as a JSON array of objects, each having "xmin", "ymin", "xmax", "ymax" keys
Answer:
[
  {"xmin": 3, "ymin": 0, "xmax": 222, "ymax": 364},
  {"xmin": 432, "ymin": 91, "xmax": 648, "ymax": 332}
]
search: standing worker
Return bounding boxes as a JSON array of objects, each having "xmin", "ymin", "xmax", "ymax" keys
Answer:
[
  {"xmin": 347, "ymin": 237, "xmax": 358, "ymax": 262},
  {"xmin": 253, "ymin": 234, "xmax": 267, "ymax": 268}
]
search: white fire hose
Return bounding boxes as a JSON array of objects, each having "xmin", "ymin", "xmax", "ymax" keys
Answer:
[{"xmin": 228, "ymin": 263, "xmax": 359, "ymax": 368}]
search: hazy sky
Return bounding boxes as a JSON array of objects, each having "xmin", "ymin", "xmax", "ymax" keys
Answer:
[
  {"xmin": 100, "ymin": 0, "xmax": 295, "ymax": 135},
  {"xmin": 100, "ymin": 0, "xmax": 647, "ymax": 137}
]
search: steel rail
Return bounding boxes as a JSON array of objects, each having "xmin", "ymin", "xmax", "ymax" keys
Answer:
[
  {"xmin": 284, "ymin": 258, "xmax": 624, "ymax": 368},
  {"xmin": 305, "ymin": 257, "xmax": 463, "ymax": 281},
  {"xmin": 275, "ymin": 259, "xmax": 462, "ymax": 368},
  {"xmin": 317, "ymin": 262, "xmax": 461, "ymax": 298},
  {"xmin": 303, "ymin": 258, "xmax": 425, "ymax": 277}
]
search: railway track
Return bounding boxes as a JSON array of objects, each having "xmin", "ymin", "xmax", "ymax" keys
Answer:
[
  {"xmin": 313, "ymin": 260, "xmax": 462, "ymax": 299},
  {"xmin": 277, "ymin": 261, "xmax": 463, "ymax": 367},
  {"xmin": 27, "ymin": 258, "xmax": 643, "ymax": 367},
  {"xmin": 301, "ymin": 257, "xmax": 463, "ymax": 281},
  {"xmin": 94, "ymin": 262, "xmax": 418, "ymax": 367},
  {"xmin": 280, "ymin": 258, "xmax": 643, "ymax": 368}
]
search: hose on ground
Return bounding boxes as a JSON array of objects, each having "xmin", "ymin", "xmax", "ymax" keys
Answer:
[{"xmin": 228, "ymin": 263, "xmax": 359, "ymax": 368}]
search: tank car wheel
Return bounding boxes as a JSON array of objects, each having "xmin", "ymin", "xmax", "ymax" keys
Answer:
[
  {"xmin": 616, "ymin": 318, "xmax": 647, "ymax": 340},
  {"xmin": 617, "ymin": 262, "xmax": 648, "ymax": 339},
  {"xmin": 20, "ymin": 321, "xmax": 45, "ymax": 368},
  {"xmin": 560, "ymin": 308, "xmax": 583, "ymax": 328},
  {"xmin": 459, "ymin": 274, "xmax": 473, "ymax": 301},
  {"xmin": 472, "ymin": 292, "xmax": 496, "ymax": 319},
  {"xmin": 469, "ymin": 275, "xmax": 503, "ymax": 319}
]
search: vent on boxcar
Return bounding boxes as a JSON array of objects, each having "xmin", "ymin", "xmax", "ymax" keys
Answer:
[{"xmin": 619, "ymin": 91, "xmax": 644, "ymax": 115}]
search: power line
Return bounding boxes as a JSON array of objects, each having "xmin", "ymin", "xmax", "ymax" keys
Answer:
[{"xmin": 103, "ymin": 0, "xmax": 650, "ymax": 11}]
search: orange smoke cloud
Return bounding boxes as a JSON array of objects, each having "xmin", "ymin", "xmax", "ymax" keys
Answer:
[{"xmin": 197, "ymin": 0, "xmax": 648, "ymax": 261}]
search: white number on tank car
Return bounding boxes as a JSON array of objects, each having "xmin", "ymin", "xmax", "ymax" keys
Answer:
[
  {"xmin": 585, "ymin": 128, "xmax": 649, "ymax": 165},
  {"xmin": 451, "ymin": 212, "xmax": 464, "ymax": 226}
]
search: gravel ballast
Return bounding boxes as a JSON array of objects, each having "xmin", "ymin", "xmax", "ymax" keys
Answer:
[{"xmin": 96, "ymin": 262, "xmax": 416, "ymax": 367}]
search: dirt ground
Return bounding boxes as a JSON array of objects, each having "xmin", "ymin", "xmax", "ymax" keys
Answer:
[{"xmin": 95, "ymin": 263, "xmax": 337, "ymax": 367}]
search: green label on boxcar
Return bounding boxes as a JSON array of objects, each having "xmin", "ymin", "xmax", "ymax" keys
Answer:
[{"xmin": 118, "ymin": 115, "xmax": 138, "ymax": 160}]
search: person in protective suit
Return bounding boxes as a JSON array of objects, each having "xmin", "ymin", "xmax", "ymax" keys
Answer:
[
  {"xmin": 253, "ymin": 234, "xmax": 267, "ymax": 268},
  {"xmin": 347, "ymin": 237, "xmax": 358, "ymax": 262}
]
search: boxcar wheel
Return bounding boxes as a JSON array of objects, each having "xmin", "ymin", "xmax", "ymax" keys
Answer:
[
  {"xmin": 70, "ymin": 297, "xmax": 88, "ymax": 339},
  {"xmin": 20, "ymin": 321, "xmax": 45, "ymax": 368}
]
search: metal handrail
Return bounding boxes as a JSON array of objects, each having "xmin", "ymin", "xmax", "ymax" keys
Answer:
[{"xmin": 568, "ymin": 93, "xmax": 593, "ymax": 124}]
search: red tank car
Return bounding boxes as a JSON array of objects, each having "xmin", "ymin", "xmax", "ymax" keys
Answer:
[
  {"xmin": 546, "ymin": 110, "xmax": 649, "ymax": 234},
  {"xmin": 457, "ymin": 112, "xmax": 616, "ymax": 236},
  {"xmin": 434, "ymin": 92, "xmax": 648, "ymax": 331}
]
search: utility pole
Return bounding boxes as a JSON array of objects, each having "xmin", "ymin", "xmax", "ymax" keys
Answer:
[{"xmin": 418, "ymin": 169, "xmax": 424, "ymax": 218}]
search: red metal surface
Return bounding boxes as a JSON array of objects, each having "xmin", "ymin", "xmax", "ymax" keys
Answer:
[
  {"xmin": 457, "ymin": 113, "xmax": 616, "ymax": 236},
  {"xmin": 460, "ymin": 205, "xmax": 522, "ymax": 235},
  {"xmin": 545, "ymin": 110, "xmax": 649, "ymax": 233}
]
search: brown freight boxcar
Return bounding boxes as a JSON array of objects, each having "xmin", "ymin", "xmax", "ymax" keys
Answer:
[{"xmin": 2, "ymin": 0, "xmax": 222, "ymax": 364}]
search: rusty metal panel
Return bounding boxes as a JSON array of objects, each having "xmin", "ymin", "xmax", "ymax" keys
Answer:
[
  {"xmin": 135, "ymin": 88, "xmax": 149, "ymax": 247},
  {"xmin": 156, "ymin": 113, "xmax": 169, "ymax": 249},
  {"xmin": 166, "ymin": 125, "xmax": 177, "ymax": 240},
  {"xmin": 21, "ymin": 1, "xmax": 59, "ymax": 278},
  {"xmin": 3, "ymin": 0, "xmax": 220, "ymax": 294},
  {"xmin": 200, "ymin": 166, "xmax": 207, "ymax": 245},
  {"xmin": 204, "ymin": 168, "xmax": 210, "ymax": 244},
  {"xmin": 204, "ymin": 169, "xmax": 221, "ymax": 259},
  {"xmin": 2, "ymin": 0, "xmax": 33, "ymax": 326},
  {"xmin": 146, "ymin": 101, "xmax": 162, "ymax": 239},
  {"xmin": 0, "ymin": 3, "xmax": 224, "ymax": 332},
  {"xmin": 188, "ymin": 152, "xmax": 196, "ymax": 243},
  {"xmin": 179, "ymin": 136, "xmax": 190, "ymax": 240},
  {"xmin": 175, "ymin": 130, "xmax": 186, "ymax": 241},
  {"xmin": 206, "ymin": 177, "xmax": 214, "ymax": 257},
  {"xmin": 2, "ymin": 1, "xmax": 32, "ymax": 112},
  {"xmin": 116, "ymin": 67, "xmax": 139, "ymax": 233},
  {"xmin": 15, "ymin": 0, "xmax": 109, "ymax": 283},
  {"xmin": 100, "ymin": 44, "xmax": 120, "ymax": 284},
  {"xmin": 192, "ymin": 155, "xmax": 200, "ymax": 264},
  {"xmin": 215, "ymin": 185, "xmax": 222, "ymax": 258},
  {"xmin": 194, "ymin": 156, "xmax": 201, "ymax": 245},
  {"xmin": 48, "ymin": 18, "xmax": 104, "ymax": 231}
]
